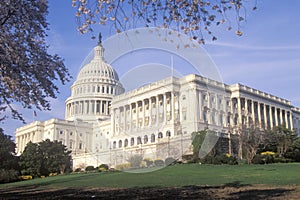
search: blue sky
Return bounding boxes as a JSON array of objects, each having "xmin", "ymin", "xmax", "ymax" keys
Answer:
[{"xmin": 2, "ymin": 0, "xmax": 300, "ymax": 137}]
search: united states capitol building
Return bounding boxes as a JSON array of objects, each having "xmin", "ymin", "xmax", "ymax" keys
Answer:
[{"xmin": 15, "ymin": 40, "xmax": 300, "ymax": 169}]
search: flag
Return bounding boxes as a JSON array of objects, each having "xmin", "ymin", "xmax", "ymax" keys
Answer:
[{"xmin": 34, "ymin": 110, "xmax": 37, "ymax": 117}]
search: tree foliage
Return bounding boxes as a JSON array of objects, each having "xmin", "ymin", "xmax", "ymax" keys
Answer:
[
  {"xmin": 192, "ymin": 130, "xmax": 207, "ymax": 160},
  {"xmin": 19, "ymin": 142, "xmax": 44, "ymax": 177},
  {"xmin": 272, "ymin": 125, "xmax": 296, "ymax": 157},
  {"xmin": 240, "ymin": 126, "xmax": 265, "ymax": 164},
  {"xmin": 0, "ymin": 0, "xmax": 71, "ymax": 122},
  {"xmin": 19, "ymin": 139, "xmax": 72, "ymax": 177},
  {"xmin": 0, "ymin": 128, "xmax": 18, "ymax": 170},
  {"xmin": 72, "ymin": 0, "xmax": 257, "ymax": 43}
]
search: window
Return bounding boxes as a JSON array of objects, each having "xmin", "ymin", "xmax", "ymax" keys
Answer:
[
  {"xmin": 79, "ymin": 142, "xmax": 82, "ymax": 149},
  {"xmin": 124, "ymin": 139, "xmax": 128, "ymax": 147},
  {"xmin": 118, "ymin": 140, "xmax": 122, "ymax": 148},
  {"xmin": 144, "ymin": 135, "xmax": 148, "ymax": 144},
  {"xmin": 158, "ymin": 132, "xmax": 163, "ymax": 138},
  {"xmin": 166, "ymin": 131, "xmax": 171, "ymax": 137},
  {"xmin": 137, "ymin": 137, "xmax": 142, "ymax": 145},
  {"xmin": 130, "ymin": 137, "xmax": 134, "ymax": 146},
  {"xmin": 151, "ymin": 134, "xmax": 155, "ymax": 143}
]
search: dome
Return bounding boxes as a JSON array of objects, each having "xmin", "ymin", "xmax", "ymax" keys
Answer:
[
  {"xmin": 76, "ymin": 43, "xmax": 119, "ymax": 82},
  {"xmin": 65, "ymin": 37, "xmax": 124, "ymax": 123}
]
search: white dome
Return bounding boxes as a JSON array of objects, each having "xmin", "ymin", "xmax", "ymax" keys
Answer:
[
  {"xmin": 65, "ymin": 41, "xmax": 124, "ymax": 123},
  {"xmin": 76, "ymin": 45, "xmax": 119, "ymax": 82}
]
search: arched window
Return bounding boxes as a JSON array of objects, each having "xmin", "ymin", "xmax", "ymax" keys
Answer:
[
  {"xmin": 130, "ymin": 137, "xmax": 134, "ymax": 146},
  {"xmin": 124, "ymin": 139, "xmax": 128, "ymax": 147},
  {"xmin": 144, "ymin": 135, "xmax": 148, "ymax": 144},
  {"xmin": 151, "ymin": 134, "xmax": 155, "ymax": 143},
  {"xmin": 166, "ymin": 130, "xmax": 171, "ymax": 137},
  {"xmin": 118, "ymin": 140, "xmax": 122, "ymax": 148},
  {"xmin": 137, "ymin": 136, "xmax": 142, "ymax": 145},
  {"xmin": 113, "ymin": 141, "xmax": 116, "ymax": 149},
  {"xmin": 158, "ymin": 132, "xmax": 163, "ymax": 139}
]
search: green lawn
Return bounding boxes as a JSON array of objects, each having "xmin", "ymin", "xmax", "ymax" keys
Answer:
[{"xmin": 1, "ymin": 163, "xmax": 300, "ymax": 189}]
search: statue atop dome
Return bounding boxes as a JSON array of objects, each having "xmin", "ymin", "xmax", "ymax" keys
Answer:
[{"xmin": 98, "ymin": 33, "xmax": 102, "ymax": 45}]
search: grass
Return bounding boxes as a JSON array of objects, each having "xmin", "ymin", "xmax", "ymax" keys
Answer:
[{"xmin": 1, "ymin": 163, "xmax": 300, "ymax": 189}]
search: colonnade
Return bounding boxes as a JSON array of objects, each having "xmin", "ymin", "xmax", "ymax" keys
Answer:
[
  {"xmin": 232, "ymin": 97, "xmax": 293, "ymax": 129},
  {"xmin": 112, "ymin": 92, "xmax": 178, "ymax": 135},
  {"xmin": 15, "ymin": 132, "xmax": 35, "ymax": 154},
  {"xmin": 66, "ymin": 100, "xmax": 111, "ymax": 117}
]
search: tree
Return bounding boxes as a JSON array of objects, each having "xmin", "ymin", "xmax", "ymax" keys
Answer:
[
  {"xmin": 192, "ymin": 129, "xmax": 219, "ymax": 161},
  {"xmin": 274, "ymin": 125, "xmax": 296, "ymax": 157},
  {"xmin": 266, "ymin": 125, "xmax": 297, "ymax": 157},
  {"xmin": 0, "ymin": 0, "xmax": 71, "ymax": 122},
  {"xmin": 72, "ymin": 0, "xmax": 257, "ymax": 42},
  {"xmin": 127, "ymin": 154, "xmax": 143, "ymax": 168},
  {"xmin": 39, "ymin": 139, "xmax": 72, "ymax": 174},
  {"xmin": 0, "ymin": 128, "xmax": 18, "ymax": 170},
  {"xmin": 240, "ymin": 126, "xmax": 265, "ymax": 164},
  {"xmin": 19, "ymin": 142, "xmax": 44, "ymax": 177},
  {"xmin": 19, "ymin": 139, "xmax": 72, "ymax": 177},
  {"xmin": 192, "ymin": 130, "xmax": 207, "ymax": 161}
]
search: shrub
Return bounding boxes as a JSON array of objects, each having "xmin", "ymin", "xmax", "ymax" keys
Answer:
[
  {"xmin": 127, "ymin": 154, "xmax": 143, "ymax": 168},
  {"xmin": 49, "ymin": 172, "xmax": 58, "ymax": 176},
  {"xmin": 252, "ymin": 155, "xmax": 264, "ymax": 164},
  {"xmin": 99, "ymin": 164, "xmax": 109, "ymax": 170},
  {"xmin": 0, "ymin": 169, "xmax": 19, "ymax": 183},
  {"xmin": 154, "ymin": 159, "xmax": 164, "ymax": 167},
  {"xmin": 115, "ymin": 163, "xmax": 131, "ymax": 171},
  {"xmin": 165, "ymin": 157, "xmax": 176, "ymax": 166},
  {"xmin": 19, "ymin": 175, "xmax": 33, "ymax": 181},
  {"xmin": 143, "ymin": 158, "xmax": 153, "ymax": 167},
  {"xmin": 201, "ymin": 155, "xmax": 221, "ymax": 165},
  {"xmin": 74, "ymin": 168, "xmax": 82, "ymax": 172},
  {"xmin": 85, "ymin": 166, "xmax": 95, "ymax": 171}
]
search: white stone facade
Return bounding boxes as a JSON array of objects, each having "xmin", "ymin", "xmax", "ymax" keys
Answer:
[{"xmin": 15, "ymin": 42, "xmax": 300, "ymax": 169}]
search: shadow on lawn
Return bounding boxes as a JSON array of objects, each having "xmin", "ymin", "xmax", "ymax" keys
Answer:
[{"xmin": 0, "ymin": 183, "xmax": 296, "ymax": 199}]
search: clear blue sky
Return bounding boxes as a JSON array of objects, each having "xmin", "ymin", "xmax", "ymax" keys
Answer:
[{"xmin": 2, "ymin": 0, "xmax": 300, "ymax": 137}]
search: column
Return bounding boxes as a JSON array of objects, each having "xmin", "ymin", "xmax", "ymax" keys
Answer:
[
  {"xmin": 88, "ymin": 100, "xmax": 92, "ymax": 114},
  {"xmin": 279, "ymin": 109, "xmax": 283, "ymax": 126},
  {"xmin": 251, "ymin": 100, "xmax": 255, "ymax": 125},
  {"xmin": 289, "ymin": 111, "xmax": 294, "ymax": 130},
  {"xmin": 94, "ymin": 100, "xmax": 97, "ymax": 114},
  {"xmin": 163, "ymin": 93, "xmax": 167, "ymax": 124},
  {"xmin": 142, "ymin": 100, "xmax": 145, "ymax": 127},
  {"xmin": 194, "ymin": 90, "xmax": 199, "ymax": 126},
  {"xmin": 124, "ymin": 106, "xmax": 127, "ymax": 131},
  {"xmin": 149, "ymin": 97, "xmax": 152, "ymax": 126},
  {"xmin": 129, "ymin": 104, "xmax": 132, "ymax": 131},
  {"xmin": 199, "ymin": 92, "xmax": 203, "ymax": 121},
  {"xmin": 269, "ymin": 106, "xmax": 274, "ymax": 129},
  {"xmin": 284, "ymin": 110, "xmax": 288, "ymax": 128},
  {"xmin": 244, "ymin": 98, "xmax": 248, "ymax": 126},
  {"xmin": 171, "ymin": 92, "xmax": 176, "ymax": 123},
  {"xmin": 275, "ymin": 108, "xmax": 279, "ymax": 126},
  {"xmin": 207, "ymin": 92, "xmax": 211, "ymax": 109},
  {"xmin": 106, "ymin": 101, "xmax": 109, "ymax": 115},
  {"xmin": 156, "ymin": 96, "xmax": 159, "ymax": 125},
  {"xmin": 257, "ymin": 103, "xmax": 262, "ymax": 128},
  {"xmin": 97, "ymin": 100, "xmax": 100, "ymax": 114},
  {"xmin": 237, "ymin": 97, "xmax": 242, "ymax": 125},
  {"xmin": 263, "ymin": 104, "xmax": 268, "ymax": 129}
]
